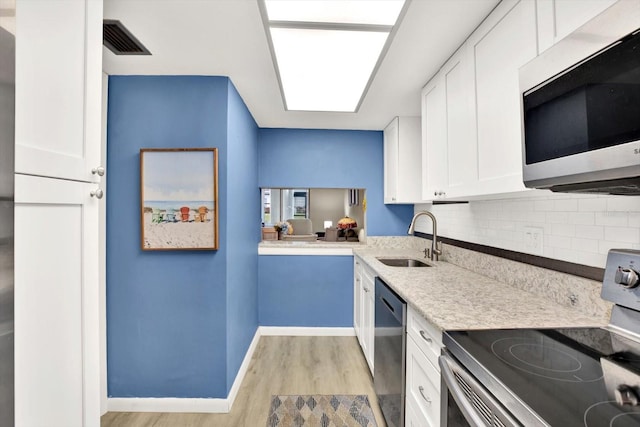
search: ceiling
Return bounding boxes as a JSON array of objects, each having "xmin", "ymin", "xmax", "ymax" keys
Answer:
[{"xmin": 103, "ymin": 0, "xmax": 500, "ymax": 130}]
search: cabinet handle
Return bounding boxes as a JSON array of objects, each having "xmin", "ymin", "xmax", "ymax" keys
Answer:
[
  {"xmin": 419, "ymin": 386, "xmax": 431, "ymax": 404},
  {"xmin": 90, "ymin": 188, "xmax": 104, "ymax": 199},
  {"xmin": 91, "ymin": 166, "xmax": 105, "ymax": 176},
  {"xmin": 419, "ymin": 330, "xmax": 432, "ymax": 343}
]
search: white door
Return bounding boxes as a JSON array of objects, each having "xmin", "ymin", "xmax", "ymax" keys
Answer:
[
  {"xmin": 15, "ymin": 174, "xmax": 101, "ymax": 427},
  {"xmin": 15, "ymin": 0, "xmax": 103, "ymax": 182}
]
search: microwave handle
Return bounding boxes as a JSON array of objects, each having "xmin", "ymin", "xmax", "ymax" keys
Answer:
[{"xmin": 439, "ymin": 354, "xmax": 520, "ymax": 427}]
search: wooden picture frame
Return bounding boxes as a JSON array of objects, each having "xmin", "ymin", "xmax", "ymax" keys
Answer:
[{"xmin": 140, "ymin": 148, "xmax": 219, "ymax": 251}]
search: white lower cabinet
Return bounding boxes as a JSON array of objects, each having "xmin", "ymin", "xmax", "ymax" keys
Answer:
[
  {"xmin": 15, "ymin": 174, "xmax": 101, "ymax": 426},
  {"xmin": 405, "ymin": 306, "xmax": 443, "ymax": 427},
  {"xmin": 353, "ymin": 256, "xmax": 374, "ymax": 374}
]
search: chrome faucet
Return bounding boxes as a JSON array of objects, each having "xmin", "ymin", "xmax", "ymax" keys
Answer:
[{"xmin": 408, "ymin": 211, "xmax": 441, "ymax": 261}]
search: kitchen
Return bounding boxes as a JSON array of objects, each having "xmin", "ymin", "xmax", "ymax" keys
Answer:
[{"xmin": 3, "ymin": 0, "xmax": 640, "ymax": 426}]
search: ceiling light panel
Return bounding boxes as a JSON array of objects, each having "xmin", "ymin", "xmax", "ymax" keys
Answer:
[
  {"xmin": 264, "ymin": 0, "xmax": 405, "ymax": 26},
  {"xmin": 270, "ymin": 27, "xmax": 389, "ymax": 112},
  {"xmin": 262, "ymin": 0, "xmax": 408, "ymax": 112}
]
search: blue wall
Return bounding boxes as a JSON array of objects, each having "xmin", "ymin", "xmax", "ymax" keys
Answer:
[
  {"xmin": 258, "ymin": 256, "xmax": 353, "ymax": 326},
  {"xmin": 225, "ymin": 82, "xmax": 259, "ymax": 391},
  {"xmin": 258, "ymin": 128, "xmax": 413, "ymax": 236},
  {"xmin": 107, "ymin": 76, "xmax": 258, "ymax": 398}
]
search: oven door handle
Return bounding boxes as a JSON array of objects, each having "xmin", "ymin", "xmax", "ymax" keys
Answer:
[{"xmin": 439, "ymin": 354, "xmax": 521, "ymax": 427}]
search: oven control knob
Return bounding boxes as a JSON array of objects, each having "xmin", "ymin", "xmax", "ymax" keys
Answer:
[
  {"xmin": 615, "ymin": 267, "xmax": 640, "ymax": 288},
  {"xmin": 615, "ymin": 385, "xmax": 639, "ymax": 406}
]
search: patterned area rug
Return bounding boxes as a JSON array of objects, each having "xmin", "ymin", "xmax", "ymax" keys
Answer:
[{"xmin": 266, "ymin": 394, "xmax": 378, "ymax": 427}]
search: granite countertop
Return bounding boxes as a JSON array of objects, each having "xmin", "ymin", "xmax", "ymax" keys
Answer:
[
  {"xmin": 259, "ymin": 240, "xmax": 366, "ymax": 249},
  {"xmin": 353, "ymin": 247, "xmax": 608, "ymax": 332}
]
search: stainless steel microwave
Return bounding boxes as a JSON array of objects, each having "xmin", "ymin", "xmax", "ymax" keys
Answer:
[{"xmin": 519, "ymin": 0, "xmax": 640, "ymax": 195}]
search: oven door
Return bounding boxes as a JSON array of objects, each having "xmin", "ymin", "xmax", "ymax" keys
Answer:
[{"xmin": 439, "ymin": 352, "xmax": 520, "ymax": 427}]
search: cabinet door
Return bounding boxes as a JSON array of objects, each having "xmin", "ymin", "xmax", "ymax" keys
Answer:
[
  {"xmin": 15, "ymin": 174, "xmax": 101, "ymax": 426},
  {"xmin": 406, "ymin": 336, "xmax": 440, "ymax": 427},
  {"xmin": 396, "ymin": 117, "xmax": 422, "ymax": 202},
  {"xmin": 536, "ymin": 0, "xmax": 618, "ymax": 53},
  {"xmin": 471, "ymin": 0, "xmax": 537, "ymax": 196},
  {"xmin": 15, "ymin": 0, "xmax": 103, "ymax": 182},
  {"xmin": 421, "ymin": 76, "xmax": 447, "ymax": 201},
  {"xmin": 361, "ymin": 267, "xmax": 375, "ymax": 374},
  {"xmin": 442, "ymin": 48, "xmax": 475, "ymax": 199},
  {"xmin": 383, "ymin": 118, "xmax": 399, "ymax": 203},
  {"xmin": 354, "ymin": 258, "xmax": 363, "ymax": 342}
]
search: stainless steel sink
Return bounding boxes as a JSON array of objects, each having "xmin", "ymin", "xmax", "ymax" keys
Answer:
[{"xmin": 376, "ymin": 257, "xmax": 431, "ymax": 267}]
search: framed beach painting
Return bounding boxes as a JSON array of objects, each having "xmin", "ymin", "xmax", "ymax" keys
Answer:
[{"xmin": 140, "ymin": 148, "xmax": 219, "ymax": 251}]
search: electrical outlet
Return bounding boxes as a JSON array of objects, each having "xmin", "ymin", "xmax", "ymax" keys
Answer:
[{"xmin": 523, "ymin": 226, "xmax": 544, "ymax": 256}]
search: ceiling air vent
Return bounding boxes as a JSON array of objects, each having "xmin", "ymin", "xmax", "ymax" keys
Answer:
[{"xmin": 103, "ymin": 20, "xmax": 151, "ymax": 55}]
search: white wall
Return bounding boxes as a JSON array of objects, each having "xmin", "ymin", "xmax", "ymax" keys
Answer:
[{"xmin": 414, "ymin": 191, "xmax": 640, "ymax": 269}]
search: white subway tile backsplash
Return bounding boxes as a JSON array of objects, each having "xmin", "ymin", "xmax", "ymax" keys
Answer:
[
  {"xmin": 546, "ymin": 212, "xmax": 570, "ymax": 224},
  {"xmin": 547, "ymin": 234, "xmax": 572, "ymax": 249},
  {"xmin": 534, "ymin": 200, "xmax": 555, "ymax": 211},
  {"xmin": 415, "ymin": 192, "xmax": 640, "ymax": 269},
  {"xmin": 578, "ymin": 197, "xmax": 607, "ymax": 212},
  {"xmin": 607, "ymin": 197, "xmax": 640, "ymax": 212},
  {"xmin": 571, "ymin": 237, "xmax": 599, "ymax": 253},
  {"xmin": 604, "ymin": 226, "xmax": 640, "ymax": 244},
  {"xmin": 598, "ymin": 239, "xmax": 634, "ymax": 254},
  {"xmin": 575, "ymin": 224, "xmax": 604, "ymax": 240},
  {"xmin": 551, "ymin": 223, "xmax": 575, "ymax": 237},
  {"xmin": 595, "ymin": 211, "xmax": 628, "ymax": 226},
  {"xmin": 554, "ymin": 199, "xmax": 578, "ymax": 211},
  {"xmin": 569, "ymin": 212, "xmax": 595, "ymax": 225}
]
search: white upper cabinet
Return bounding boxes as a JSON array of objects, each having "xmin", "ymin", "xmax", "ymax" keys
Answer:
[
  {"xmin": 469, "ymin": 0, "xmax": 537, "ymax": 196},
  {"xmin": 421, "ymin": 0, "xmax": 539, "ymax": 201},
  {"xmin": 15, "ymin": 0, "xmax": 103, "ymax": 183},
  {"xmin": 536, "ymin": 0, "xmax": 619, "ymax": 53},
  {"xmin": 421, "ymin": 45, "xmax": 475, "ymax": 201},
  {"xmin": 384, "ymin": 116, "xmax": 421, "ymax": 204}
]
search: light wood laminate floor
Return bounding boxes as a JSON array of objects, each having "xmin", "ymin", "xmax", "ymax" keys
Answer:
[{"xmin": 101, "ymin": 336, "xmax": 387, "ymax": 427}]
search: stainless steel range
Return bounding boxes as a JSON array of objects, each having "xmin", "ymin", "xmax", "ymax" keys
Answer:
[{"xmin": 439, "ymin": 249, "xmax": 640, "ymax": 426}]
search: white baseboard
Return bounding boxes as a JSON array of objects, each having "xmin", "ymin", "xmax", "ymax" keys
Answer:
[
  {"xmin": 107, "ymin": 397, "xmax": 229, "ymax": 413},
  {"xmin": 259, "ymin": 326, "xmax": 355, "ymax": 336},
  {"xmin": 227, "ymin": 326, "xmax": 261, "ymax": 408},
  {"xmin": 106, "ymin": 326, "xmax": 354, "ymax": 413}
]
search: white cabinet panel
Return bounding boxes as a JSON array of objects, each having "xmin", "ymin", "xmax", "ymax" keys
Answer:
[
  {"xmin": 472, "ymin": 0, "xmax": 537, "ymax": 195},
  {"xmin": 361, "ymin": 264, "xmax": 375, "ymax": 374},
  {"xmin": 421, "ymin": 46, "xmax": 475, "ymax": 201},
  {"xmin": 354, "ymin": 257, "xmax": 363, "ymax": 344},
  {"xmin": 383, "ymin": 118, "xmax": 399, "ymax": 203},
  {"xmin": 421, "ymin": 80, "xmax": 447, "ymax": 201},
  {"xmin": 537, "ymin": 0, "xmax": 618, "ymax": 53},
  {"xmin": 15, "ymin": 174, "xmax": 100, "ymax": 427},
  {"xmin": 407, "ymin": 306, "xmax": 443, "ymax": 371},
  {"xmin": 353, "ymin": 256, "xmax": 374, "ymax": 375},
  {"xmin": 405, "ymin": 394, "xmax": 433, "ymax": 427},
  {"xmin": 384, "ymin": 116, "xmax": 421, "ymax": 204},
  {"xmin": 15, "ymin": 0, "xmax": 103, "ymax": 182},
  {"xmin": 406, "ymin": 336, "xmax": 441, "ymax": 427}
]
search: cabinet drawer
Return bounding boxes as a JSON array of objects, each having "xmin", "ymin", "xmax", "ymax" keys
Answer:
[
  {"xmin": 405, "ymin": 391, "xmax": 435, "ymax": 427},
  {"xmin": 407, "ymin": 305, "xmax": 443, "ymax": 370},
  {"xmin": 406, "ymin": 336, "xmax": 441, "ymax": 427}
]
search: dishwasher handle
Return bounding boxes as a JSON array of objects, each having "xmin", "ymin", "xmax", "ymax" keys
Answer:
[{"xmin": 439, "ymin": 354, "xmax": 521, "ymax": 427}]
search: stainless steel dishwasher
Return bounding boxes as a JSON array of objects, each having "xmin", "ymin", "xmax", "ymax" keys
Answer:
[{"xmin": 374, "ymin": 276, "xmax": 406, "ymax": 427}]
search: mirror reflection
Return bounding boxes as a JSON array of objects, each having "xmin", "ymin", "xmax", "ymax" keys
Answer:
[{"xmin": 261, "ymin": 188, "xmax": 365, "ymax": 242}]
